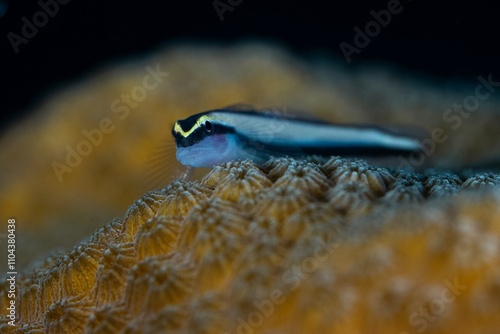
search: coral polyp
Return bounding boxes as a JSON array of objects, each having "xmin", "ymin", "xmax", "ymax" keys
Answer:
[
  {"xmin": 210, "ymin": 163, "xmax": 272, "ymax": 202},
  {"xmin": 43, "ymin": 297, "xmax": 93, "ymax": 334},
  {"xmin": 322, "ymin": 157, "xmax": 394, "ymax": 195},
  {"xmin": 177, "ymin": 198, "xmax": 249, "ymax": 252},
  {"xmin": 134, "ymin": 216, "xmax": 183, "ymax": 260},
  {"xmin": 263, "ymin": 157, "xmax": 319, "ymax": 181},
  {"xmin": 462, "ymin": 173, "xmax": 500, "ymax": 189},
  {"xmin": 423, "ymin": 171, "xmax": 462, "ymax": 197},
  {"xmin": 327, "ymin": 181, "xmax": 376, "ymax": 215},
  {"xmin": 4, "ymin": 157, "xmax": 500, "ymax": 334},
  {"xmin": 253, "ymin": 186, "xmax": 313, "ymax": 222},
  {"xmin": 91, "ymin": 242, "xmax": 136, "ymax": 307},
  {"xmin": 86, "ymin": 305, "xmax": 130, "ymax": 334},
  {"xmin": 272, "ymin": 163, "xmax": 330, "ymax": 198},
  {"xmin": 157, "ymin": 181, "xmax": 212, "ymax": 217},
  {"xmin": 283, "ymin": 203, "xmax": 343, "ymax": 243},
  {"xmin": 201, "ymin": 160, "xmax": 262, "ymax": 188},
  {"xmin": 122, "ymin": 190, "xmax": 171, "ymax": 237}
]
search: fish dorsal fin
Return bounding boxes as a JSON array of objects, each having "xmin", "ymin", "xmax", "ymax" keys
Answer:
[
  {"xmin": 220, "ymin": 103, "xmax": 255, "ymax": 111},
  {"xmin": 256, "ymin": 106, "xmax": 332, "ymax": 123},
  {"xmin": 373, "ymin": 124, "xmax": 428, "ymax": 141},
  {"xmin": 219, "ymin": 104, "xmax": 332, "ymax": 124}
]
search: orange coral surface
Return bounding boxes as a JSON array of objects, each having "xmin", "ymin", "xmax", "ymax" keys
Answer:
[{"xmin": 2, "ymin": 157, "xmax": 500, "ymax": 333}]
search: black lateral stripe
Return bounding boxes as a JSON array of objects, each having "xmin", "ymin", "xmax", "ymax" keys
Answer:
[
  {"xmin": 297, "ymin": 145, "xmax": 419, "ymax": 157},
  {"xmin": 235, "ymin": 134, "xmax": 420, "ymax": 158}
]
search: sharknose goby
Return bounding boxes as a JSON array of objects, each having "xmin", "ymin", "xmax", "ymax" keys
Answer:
[{"xmin": 172, "ymin": 107, "xmax": 423, "ymax": 168}]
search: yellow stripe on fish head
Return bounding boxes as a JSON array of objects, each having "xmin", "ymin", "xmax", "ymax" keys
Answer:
[{"xmin": 173, "ymin": 115, "xmax": 213, "ymax": 138}]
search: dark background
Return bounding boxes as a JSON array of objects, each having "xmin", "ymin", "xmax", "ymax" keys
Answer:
[{"xmin": 1, "ymin": 0, "xmax": 500, "ymax": 130}]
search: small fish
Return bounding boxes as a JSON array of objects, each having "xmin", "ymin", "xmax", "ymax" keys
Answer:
[{"xmin": 172, "ymin": 107, "xmax": 423, "ymax": 168}]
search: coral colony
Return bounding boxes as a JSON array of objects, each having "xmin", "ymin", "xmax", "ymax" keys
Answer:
[{"xmin": 2, "ymin": 157, "xmax": 500, "ymax": 333}]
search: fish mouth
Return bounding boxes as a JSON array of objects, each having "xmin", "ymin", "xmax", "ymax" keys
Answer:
[
  {"xmin": 176, "ymin": 147, "xmax": 205, "ymax": 167},
  {"xmin": 175, "ymin": 135, "xmax": 231, "ymax": 168}
]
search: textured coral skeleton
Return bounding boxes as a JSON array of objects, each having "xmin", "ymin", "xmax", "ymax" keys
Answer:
[{"xmin": 2, "ymin": 156, "xmax": 500, "ymax": 333}]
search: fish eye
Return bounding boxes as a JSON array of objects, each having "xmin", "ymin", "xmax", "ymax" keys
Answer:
[{"xmin": 204, "ymin": 120, "xmax": 213, "ymax": 133}]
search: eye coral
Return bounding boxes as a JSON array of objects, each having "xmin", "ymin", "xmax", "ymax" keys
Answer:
[{"xmin": 4, "ymin": 157, "xmax": 500, "ymax": 334}]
